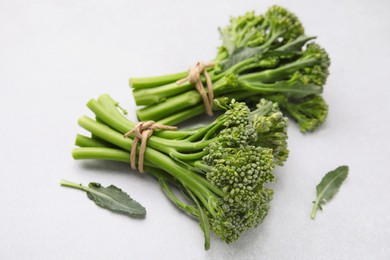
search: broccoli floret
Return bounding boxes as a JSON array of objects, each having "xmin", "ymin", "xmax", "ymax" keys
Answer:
[
  {"xmin": 299, "ymin": 43, "xmax": 331, "ymax": 86},
  {"xmin": 217, "ymin": 5, "xmax": 304, "ymax": 59},
  {"xmin": 202, "ymin": 140, "xmax": 275, "ymax": 242},
  {"xmin": 265, "ymin": 5, "xmax": 304, "ymax": 43},
  {"xmin": 264, "ymin": 94, "xmax": 328, "ymax": 132},
  {"xmin": 252, "ymin": 99, "xmax": 289, "ymax": 165},
  {"xmin": 218, "ymin": 11, "xmax": 266, "ymax": 56}
]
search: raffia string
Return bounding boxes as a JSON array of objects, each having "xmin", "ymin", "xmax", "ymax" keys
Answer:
[
  {"xmin": 124, "ymin": 121, "xmax": 177, "ymax": 173},
  {"xmin": 176, "ymin": 61, "xmax": 215, "ymax": 116}
]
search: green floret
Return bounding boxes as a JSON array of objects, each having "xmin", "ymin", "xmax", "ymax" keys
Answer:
[
  {"xmin": 285, "ymin": 95, "xmax": 328, "ymax": 132},
  {"xmin": 72, "ymin": 94, "xmax": 285, "ymax": 249},
  {"xmin": 216, "ymin": 5, "xmax": 305, "ymax": 71},
  {"xmin": 265, "ymin": 94, "xmax": 328, "ymax": 132},
  {"xmin": 205, "ymin": 146, "xmax": 274, "ymax": 201},
  {"xmin": 217, "ymin": 5, "xmax": 304, "ymax": 62},
  {"xmin": 208, "ymin": 98, "xmax": 289, "ymax": 165},
  {"xmin": 218, "ymin": 11, "xmax": 267, "ymax": 57},
  {"xmin": 200, "ymin": 141, "xmax": 275, "ymax": 242},
  {"xmin": 264, "ymin": 5, "xmax": 304, "ymax": 45},
  {"xmin": 252, "ymin": 99, "xmax": 289, "ymax": 165},
  {"xmin": 212, "ymin": 187, "xmax": 273, "ymax": 243},
  {"xmin": 298, "ymin": 43, "xmax": 330, "ymax": 86}
]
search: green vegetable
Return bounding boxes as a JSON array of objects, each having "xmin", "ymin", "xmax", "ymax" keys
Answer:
[
  {"xmin": 130, "ymin": 6, "xmax": 330, "ymax": 132},
  {"xmin": 72, "ymin": 94, "xmax": 288, "ymax": 249},
  {"xmin": 60, "ymin": 180, "xmax": 146, "ymax": 217},
  {"xmin": 311, "ymin": 166, "xmax": 349, "ymax": 219}
]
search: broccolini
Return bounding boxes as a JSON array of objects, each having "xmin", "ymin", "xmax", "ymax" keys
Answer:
[
  {"xmin": 130, "ymin": 6, "xmax": 330, "ymax": 132},
  {"xmin": 72, "ymin": 94, "xmax": 288, "ymax": 249}
]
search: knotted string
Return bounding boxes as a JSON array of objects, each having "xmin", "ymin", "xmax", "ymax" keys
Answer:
[
  {"xmin": 176, "ymin": 61, "xmax": 215, "ymax": 116},
  {"xmin": 124, "ymin": 121, "xmax": 177, "ymax": 173}
]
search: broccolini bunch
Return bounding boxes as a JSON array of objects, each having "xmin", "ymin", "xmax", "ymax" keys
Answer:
[
  {"xmin": 72, "ymin": 94, "xmax": 288, "ymax": 249},
  {"xmin": 131, "ymin": 6, "xmax": 330, "ymax": 132}
]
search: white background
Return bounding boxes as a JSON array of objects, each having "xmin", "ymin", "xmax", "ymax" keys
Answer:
[{"xmin": 1, "ymin": 0, "xmax": 389, "ymax": 259}]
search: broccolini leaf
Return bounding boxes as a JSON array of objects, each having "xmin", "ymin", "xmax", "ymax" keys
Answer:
[
  {"xmin": 220, "ymin": 46, "xmax": 268, "ymax": 72},
  {"xmin": 311, "ymin": 166, "xmax": 349, "ymax": 219},
  {"xmin": 60, "ymin": 180, "xmax": 146, "ymax": 218},
  {"xmin": 276, "ymin": 35, "xmax": 316, "ymax": 52}
]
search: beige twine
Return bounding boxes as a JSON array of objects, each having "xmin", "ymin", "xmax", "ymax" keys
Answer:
[
  {"xmin": 124, "ymin": 121, "xmax": 177, "ymax": 173},
  {"xmin": 176, "ymin": 61, "xmax": 215, "ymax": 116}
]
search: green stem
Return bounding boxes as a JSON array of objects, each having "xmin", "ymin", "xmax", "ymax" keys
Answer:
[
  {"xmin": 72, "ymin": 147, "xmax": 130, "ymax": 163},
  {"xmin": 133, "ymin": 81, "xmax": 194, "ymax": 106},
  {"xmin": 170, "ymin": 150, "xmax": 207, "ymax": 161},
  {"xmin": 157, "ymin": 177, "xmax": 199, "ymax": 217},
  {"xmin": 130, "ymin": 71, "xmax": 188, "ymax": 89},
  {"xmin": 60, "ymin": 179, "xmax": 88, "ymax": 191},
  {"xmin": 239, "ymin": 57, "xmax": 319, "ymax": 83},
  {"xmin": 240, "ymin": 80, "xmax": 321, "ymax": 97},
  {"xmin": 157, "ymin": 104, "xmax": 205, "ymax": 126},
  {"xmin": 153, "ymin": 127, "xmax": 198, "ymax": 140},
  {"xmin": 75, "ymin": 134, "xmax": 108, "ymax": 148},
  {"xmin": 193, "ymin": 161, "xmax": 214, "ymax": 173},
  {"xmin": 136, "ymin": 90, "xmax": 202, "ymax": 121},
  {"xmin": 311, "ymin": 201, "xmax": 319, "ymax": 219}
]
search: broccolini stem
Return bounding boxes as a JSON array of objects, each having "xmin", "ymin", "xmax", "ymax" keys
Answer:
[
  {"xmin": 193, "ymin": 161, "xmax": 214, "ymax": 173},
  {"xmin": 183, "ymin": 119, "xmax": 221, "ymax": 142},
  {"xmin": 72, "ymin": 147, "xmax": 131, "ymax": 163},
  {"xmin": 311, "ymin": 201, "xmax": 319, "ymax": 219},
  {"xmin": 136, "ymin": 90, "xmax": 203, "ymax": 121},
  {"xmin": 130, "ymin": 71, "xmax": 188, "ymax": 89},
  {"xmin": 157, "ymin": 104, "xmax": 205, "ymax": 126},
  {"xmin": 133, "ymin": 81, "xmax": 194, "ymax": 106},
  {"xmin": 239, "ymin": 57, "xmax": 320, "ymax": 83},
  {"xmin": 75, "ymin": 134, "xmax": 108, "ymax": 148},
  {"xmin": 170, "ymin": 150, "xmax": 207, "ymax": 161},
  {"xmin": 157, "ymin": 176, "xmax": 199, "ymax": 217}
]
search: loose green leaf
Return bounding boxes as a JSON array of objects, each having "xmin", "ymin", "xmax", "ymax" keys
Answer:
[
  {"xmin": 60, "ymin": 179, "xmax": 146, "ymax": 218},
  {"xmin": 311, "ymin": 166, "xmax": 349, "ymax": 219}
]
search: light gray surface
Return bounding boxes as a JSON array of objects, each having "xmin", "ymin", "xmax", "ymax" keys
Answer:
[{"xmin": 1, "ymin": 1, "xmax": 389, "ymax": 259}]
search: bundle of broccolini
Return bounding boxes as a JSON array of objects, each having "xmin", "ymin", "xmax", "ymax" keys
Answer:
[
  {"xmin": 72, "ymin": 94, "xmax": 288, "ymax": 249},
  {"xmin": 130, "ymin": 6, "xmax": 330, "ymax": 132}
]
